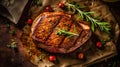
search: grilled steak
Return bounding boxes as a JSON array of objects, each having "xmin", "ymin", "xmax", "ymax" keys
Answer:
[{"xmin": 31, "ymin": 12, "xmax": 92, "ymax": 53}]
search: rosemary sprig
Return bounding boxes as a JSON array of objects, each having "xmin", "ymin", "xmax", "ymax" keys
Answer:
[
  {"xmin": 66, "ymin": 1, "xmax": 111, "ymax": 33},
  {"xmin": 38, "ymin": 54, "xmax": 46, "ymax": 61},
  {"xmin": 34, "ymin": 0, "xmax": 42, "ymax": 6},
  {"xmin": 56, "ymin": 28, "xmax": 79, "ymax": 37},
  {"xmin": 9, "ymin": 29, "xmax": 15, "ymax": 35},
  {"xmin": 7, "ymin": 39, "xmax": 17, "ymax": 49}
]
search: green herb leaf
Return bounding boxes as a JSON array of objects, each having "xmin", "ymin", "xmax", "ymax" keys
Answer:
[
  {"xmin": 73, "ymin": 25, "xmax": 77, "ymax": 33},
  {"xmin": 66, "ymin": 1, "xmax": 111, "ymax": 33},
  {"xmin": 38, "ymin": 54, "xmax": 46, "ymax": 61},
  {"xmin": 56, "ymin": 28, "xmax": 79, "ymax": 37},
  {"xmin": 67, "ymin": 0, "xmax": 71, "ymax": 3},
  {"xmin": 4, "ymin": 21, "xmax": 10, "ymax": 28},
  {"xmin": 100, "ymin": 39, "xmax": 106, "ymax": 45},
  {"xmin": 7, "ymin": 39, "xmax": 17, "ymax": 48},
  {"xmin": 97, "ymin": 22, "xmax": 111, "ymax": 33},
  {"xmin": 9, "ymin": 30, "xmax": 15, "ymax": 35},
  {"xmin": 34, "ymin": 0, "xmax": 42, "ymax": 6},
  {"xmin": 84, "ymin": 11, "xmax": 95, "ymax": 15},
  {"xmin": 91, "ymin": 22, "xmax": 95, "ymax": 32}
]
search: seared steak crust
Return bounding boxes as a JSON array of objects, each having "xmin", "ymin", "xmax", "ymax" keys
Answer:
[
  {"xmin": 46, "ymin": 15, "xmax": 72, "ymax": 47},
  {"xmin": 60, "ymin": 24, "xmax": 82, "ymax": 49},
  {"xmin": 31, "ymin": 12, "xmax": 91, "ymax": 53}
]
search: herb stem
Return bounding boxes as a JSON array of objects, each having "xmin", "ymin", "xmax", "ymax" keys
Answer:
[
  {"xmin": 66, "ymin": 2, "xmax": 110, "ymax": 33},
  {"xmin": 57, "ymin": 28, "xmax": 79, "ymax": 37}
]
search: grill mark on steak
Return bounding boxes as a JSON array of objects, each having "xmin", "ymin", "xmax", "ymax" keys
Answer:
[
  {"xmin": 45, "ymin": 16, "xmax": 63, "ymax": 42},
  {"xmin": 67, "ymin": 22, "xmax": 91, "ymax": 50},
  {"xmin": 75, "ymin": 31, "xmax": 90, "ymax": 47},
  {"xmin": 59, "ymin": 19, "xmax": 82, "ymax": 49},
  {"xmin": 33, "ymin": 16, "xmax": 61, "ymax": 43},
  {"xmin": 67, "ymin": 28, "xmax": 91, "ymax": 53},
  {"xmin": 32, "ymin": 12, "xmax": 71, "ymax": 43},
  {"xmin": 31, "ymin": 12, "xmax": 66, "ymax": 42},
  {"xmin": 45, "ymin": 15, "xmax": 72, "ymax": 47},
  {"xmin": 60, "ymin": 24, "xmax": 83, "ymax": 49}
]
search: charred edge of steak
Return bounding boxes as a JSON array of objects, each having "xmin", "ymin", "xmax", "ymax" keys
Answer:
[
  {"xmin": 36, "ymin": 30, "xmax": 91, "ymax": 53},
  {"xmin": 67, "ymin": 30, "xmax": 92, "ymax": 53}
]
